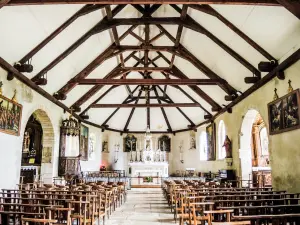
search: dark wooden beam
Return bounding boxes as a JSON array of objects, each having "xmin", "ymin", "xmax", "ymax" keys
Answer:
[
  {"xmin": 123, "ymin": 88, "xmax": 143, "ymax": 131},
  {"xmin": 156, "ymin": 24, "xmax": 237, "ymax": 95},
  {"xmin": 276, "ymin": 0, "xmax": 300, "ymax": 19},
  {"xmin": 55, "ymin": 6, "xmax": 161, "ymax": 96},
  {"xmin": 175, "ymin": 85, "xmax": 212, "ymax": 115},
  {"xmin": 153, "ymin": 86, "xmax": 172, "ymax": 132},
  {"xmin": 170, "ymin": 4, "xmax": 261, "ymax": 77},
  {"xmin": 105, "ymin": 5, "xmax": 125, "ymax": 67},
  {"xmin": 125, "ymin": 96, "xmax": 171, "ymax": 104},
  {"xmin": 0, "ymin": 0, "xmax": 12, "ymax": 9},
  {"xmin": 6, "ymin": 0, "xmax": 280, "ymax": 6},
  {"xmin": 71, "ymin": 52, "xmax": 139, "ymax": 108},
  {"xmin": 156, "ymin": 85, "xmax": 195, "ymax": 126},
  {"xmin": 101, "ymin": 86, "xmax": 140, "ymax": 126},
  {"xmin": 31, "ymin": 5, "xmax": 126, "ymax": 81},
  {"xmin": 156, "ymin": 51, "xmax": 222, "ymax": 110},
  {"xmin": 78, "ymin": 78, "xmax": 225, "ymax": 85},
  {"xmin": 80, "ymin": 85, "xmax": 117, "ymax": 115},
  {"xmin": 91, "ymin": 103, "xmax": 200, "ymax": 108},
  {"xmin": 18, "ymin": 5, "xmax": 107, "ymax": 64},
  {"xmin": 0, "ymin": 57, "xmax": 81, "ymax": 121},
  {"xmin": 189, "ymin": 4, "xmax": 276, "ymax": 61},
  {"xmin": 196, "ymin": 48, "xmax": 300, "ymax": 128},
  {"xmin": 170, "ymin": 5, "xmax": 188, "ymax": 67}
]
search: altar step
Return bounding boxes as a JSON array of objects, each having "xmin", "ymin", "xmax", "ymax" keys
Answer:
[{"xmin": 131, "ymin": 185, "xmax": 161, "ymax": 188}]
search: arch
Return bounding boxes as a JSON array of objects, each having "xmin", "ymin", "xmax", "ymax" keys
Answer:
[
  {"xmin": 218, "ymin": 120, "xmax": 226, "ymax": 159},
  {"xmin": 21, "ymin": 109, "xmax": 55, "ymax": 184},
  {"xmin": 239, "ymin": 109, "xmax": 271, "ymax": 187}
]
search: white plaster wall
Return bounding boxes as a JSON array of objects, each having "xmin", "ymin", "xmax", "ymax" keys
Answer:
[{"xmin": 0, "ymin": 68, "xmax": 103, "ymax": 189}]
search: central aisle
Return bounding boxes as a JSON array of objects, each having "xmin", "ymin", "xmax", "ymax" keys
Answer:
[{"xmin": 106, "ymin": 188, "xmax": 174, "ymax": 225}]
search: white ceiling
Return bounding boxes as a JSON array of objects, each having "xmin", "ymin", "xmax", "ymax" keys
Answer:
[{"xmin": 0, "ymin": 3, "xmax": 299, "ymax": 132}]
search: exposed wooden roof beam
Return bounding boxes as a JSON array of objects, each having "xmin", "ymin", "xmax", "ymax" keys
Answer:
[
  {"xmin": 189, "ymin": 4, "xmax": 276, "ymax": 61},
  {"xmin": 6, "ymin": 0, "xmax": 280, "ymax": 6},
  {"xmin": 276, "ymin": 0, "xmax": 300, "ymax": 19},
  {"xmin": 170, "ymin": 5, "xmax": 188, "ymax": 67},
  {"xmin": 105, "ymin": 5, "xmax": 125, "ymax": 67},
  {"xmin": 31, "ymin": 5, "xmax": 126, "ymax": 82},
  {"xmin": 80, "ymin": 85, "xmax": 118, "ymax": 116},
  {"xmin": 101, "ymin": 86, "xmax": 140, "ymax": 126},
  {"xmin": 174, "ymin": 86, "xmax": 212, "ymax": 116},
  {"xmin": 170, "ymin": 4, "xmax": 261, "ymax": 77},
  {"xmin": 55, "ymin": 6, "xmax": 161, "ymax": 96},
  {"xmin": 78, "ymin": 78, "xmax": 226, "ymax": 85},
  {"xmin": 156, "ymin": 51, "xmax": 221, "ymax": 110},
  {"xmin": 18, "ymin": 5, "xmax": 107, "ymax": 64},
  {"xmin": 156, "ymin": 85, "xmax": 195, "ymax": 126},
  {"xmin": 153, "ymin": 86, "xmax": 173, "ymax": 132},
  {"xmin": 0, "ymin": 0, "xmax": 12, "ymax": 9},
  {"xmin": 91, "ymin": 103, "xmax": 201, "ymax": 108},
  {"xmin": 72, "ymin": 52, "xmax": 140, "ymax": 109},
  {"xmin": 123, "ymin": 88, "xmax": 143, "ymax": 132}
]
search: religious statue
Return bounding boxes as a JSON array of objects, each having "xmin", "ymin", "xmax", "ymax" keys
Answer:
[
  {"xmin": 222, "ymin": 135, "xmax": 232, "ymax": 158},
  {"xmin": 23, "ymin": 131, "xmax": 30, "ymax": 153}
]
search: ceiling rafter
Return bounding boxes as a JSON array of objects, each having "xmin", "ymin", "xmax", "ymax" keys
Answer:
[
  {"xmin": 91, "ymin": 103, "xmax": 201, "ymax": 108},
  {"xmin": 80, "ymin": 85, "xmax": 117, "ymax": 116},
  {"xmin": 105, "ymin": 5, "xmax": 125, "ymax": 67},
  {"xmin": 188, "ymin": 4, "xmax": 277, "ymax": 61},
  {"xmin": 77, "ymin": 78, "xmax": 226, "ymax": 85},
  {"xmin": 55, "ymin": 5, "xmax": 161, "ymax": 99},
  {"xmin": 101, "ymin": 86, "xmax": 140, "ymax": 127},
  {"xmin": 157, "ymin": 24, "xmax": 237, "ymax": 95},
  {"xmin": 153, "ymin": 86, "xmax": 172, "ymax": 132},
  {"xmin": 276, "ymin": 0, "xmax": 300, "ymax": 19},
  {"xmin": 72, "ymin": 51, "xmax": 139, "ymax": 109},
  {"xmin": 155, "ymin": 51, "xmax": 221, "ymax": 111},
  {"xmin": 170, "ymin": 4, "xmax": 261, "ymax": 77},
  {"xmin": 17, "ymin": 4, "xmax": 107, "ymax": 66},
  {"xmin": 5, "ymin": 0, "xmax": 281, "ymax": 6},
  {"xmin": 31, "ymin": 4, "xmax": 126, "ymax": 82},
  {"xmin": 156, "ymin": 85, "xmax": 195, "ymax": 127},
  {"xmin": 123, "ymin": 88, "xmax": 143, "ymax": 132},
  {"xmin": 56, "ymin": 28, "xmax": 137, "ymax": 96},
  {"xmin": 170, "ymin": 4, "xmax": 188, "ymax": 67}
]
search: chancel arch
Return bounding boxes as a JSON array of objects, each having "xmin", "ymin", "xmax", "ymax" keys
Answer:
[
  {"xmin": 239, "ymin": 109, "xmax": 271, "ymax": 187},
  {"xmin": 21, "ymin": 109, "xmax": 54, "ymax": 184}
]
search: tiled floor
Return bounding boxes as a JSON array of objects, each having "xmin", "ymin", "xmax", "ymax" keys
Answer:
[{"xmin": 105, "ymin": 188, "xmax": 175, "ymax": 225}]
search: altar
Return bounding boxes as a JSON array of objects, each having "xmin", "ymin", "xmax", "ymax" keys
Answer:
[
  {"xmin": 129, "ymin": 162, "xmax": 168, "ymax": 187},
  {"xmin": 126, "ymin": 126, "xmax": 169, "ymax": 187}
]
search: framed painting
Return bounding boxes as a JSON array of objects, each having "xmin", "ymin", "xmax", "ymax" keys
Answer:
[
  {"xmin": 0, "ymin": 94, "xmax": 22, "ymax": 136},
  {"xmin": 206, "ymin": 122, "xmax": 216, "ymax": 161},
  {"xmin": 123, "ymin": 134, "xmax": 137, "ymax": 152},
  {"xmin": 80, "ymin": 124, "xmax": 89, "ymax": 161},
  {"xmin": 189, "ymin": 131, "xmax": 196, "ymax": 150},
  {"xmin": 268, "ymin": 89, "xmax": 300, "ymax": 135},
  {"xmin": 158, "ymin": 135, "xmax": 171, "ymax": 152}
]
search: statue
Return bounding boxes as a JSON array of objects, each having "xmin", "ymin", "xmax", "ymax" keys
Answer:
[
  {"xmin": 222, "ymin": 135, "xmax": 232, "ymax": 158},
  {"xmin": 23, "ymin": 131, "xmax": 30, "ymax": 153}
]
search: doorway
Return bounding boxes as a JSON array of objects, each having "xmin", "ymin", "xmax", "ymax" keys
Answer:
[
  {"xmin": 20, "ymin": 109, "xmax": 54, "ymax": 184},
  {"xmin": 239, "ymin": 109, "xmax": 271, "ymax": 187}
]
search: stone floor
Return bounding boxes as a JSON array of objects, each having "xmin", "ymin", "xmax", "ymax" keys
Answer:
[{"xmin": 105, "ymin": 188, "xmax": 175, "ymax": 225}]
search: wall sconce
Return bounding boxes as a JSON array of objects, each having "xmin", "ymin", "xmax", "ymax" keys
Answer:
[
  {"xmin": 114, "ymin": 143, "xmax": 120, "ymax": 164},
  {"xmin": 179, "ymin": 140, "xmax": 184, "ymax": 164}
]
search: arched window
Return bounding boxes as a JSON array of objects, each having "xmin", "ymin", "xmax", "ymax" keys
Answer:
[
  {"xmin": 200, "ymin": 132, "xmax": 208, "ymax": 161},
  {"xmin": 218, "ymin": 120, "xmax": 226, "ymax": 159},
  {"xmin": 260, "ymin": 127, "xmax": 269, "ymax": 156}
]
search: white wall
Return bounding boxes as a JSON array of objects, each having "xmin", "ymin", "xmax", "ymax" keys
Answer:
[{"xmin": 0, "ymin": 69, "xmax": 103, "ymax": 189}]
